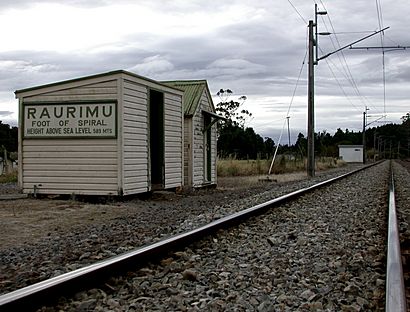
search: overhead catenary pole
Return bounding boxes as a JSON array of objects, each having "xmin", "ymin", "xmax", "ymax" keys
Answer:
[
  {"xmin": 362, "ymin": 109, "xmax": 366, "ymax": 164},
  {"xmin": 286, "ymin": 116, "xmax": 291, "ymax": 146},
  {"xmin": 306, "ymin": 5, "xmax": 388, "ymax": 177},
  {"xmin": 307, "ymin": 20, "xmax": 315, "ymax": 177}
]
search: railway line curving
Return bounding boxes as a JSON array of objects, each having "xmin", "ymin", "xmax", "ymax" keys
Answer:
[{"xmin": 1, "ymin": 160, "xmax": 408, "ymax": 311}]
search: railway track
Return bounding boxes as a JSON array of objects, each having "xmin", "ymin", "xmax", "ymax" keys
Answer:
[
  {"xmin": 0, "ymin": 160, "xmax": 406, "ymax": 311},
  {"xmin": 393, "ymin": 160, "xmax": 410, "ymax": 311}
]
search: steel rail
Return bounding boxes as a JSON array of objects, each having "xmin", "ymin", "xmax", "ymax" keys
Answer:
[
  {"xmin": 385, "ymin": 167, "xmax": 406, "ymax": 312},
  {"xmin": 0, "ymin": 161, "xmax": 382, "ymax": 311}
]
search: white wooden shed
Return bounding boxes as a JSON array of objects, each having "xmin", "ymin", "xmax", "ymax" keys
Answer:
[
  {"xmin": 162, "ymin": 80, "xmax": 219, "ymax": 188},
  {"xmin": 338, "ymin": 145, "xmax": 364, "ymax": 163},
  {"xmin": 15, "ymin": 70, "xmax": 184, "ymax": 196}
]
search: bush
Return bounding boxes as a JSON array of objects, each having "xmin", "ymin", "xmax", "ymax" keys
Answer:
[{"xmin": 0, "ymin": 170, "xmax": 17, "ymax": 183}]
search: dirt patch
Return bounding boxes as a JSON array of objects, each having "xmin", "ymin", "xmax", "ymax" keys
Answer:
[
  {"xmin": 0, "ymin": 199, "xmax": 137, "ymax": 250},
  {"xmin": 0, "ymin": 170, "xmax": 336, "ymax": 251}
]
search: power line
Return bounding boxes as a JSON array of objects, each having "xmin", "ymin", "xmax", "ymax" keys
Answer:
[
  {"xmin": 317, "ymin": 0, "xmax": 383, "ymax": 114},
  {"xmin": 376, "ymin": 0, "xmax": 387, "ymax": 116},
  {"xmin": 322, "ymin": 55, "xmax": 363, "ymax": 113},
  {"xmin": 319, "ymin": 1, "xmax": 367, "ymax": 104},
  {"xmin": 286, "ymin": 49, "xmax": 308, "ymax": 116},
  {"xmin": 287, "ymin": 0, "xmax": 308, "ymax": 24},
  {"xmin": 332, "ymin": 31, "xmax": 380, "ymax": 35},
  {"xmin": 256, "ymin": 46, "xmax": 308, "ymax": 129}
]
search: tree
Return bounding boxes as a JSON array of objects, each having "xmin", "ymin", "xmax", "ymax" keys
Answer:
[
  {"xmin": 401, "ymin": 112, "xmax": 410, "ymax": 125},
  {"xmin": 215, "ymin": 89, "xmax": 251, "ymax": 128},
  {"xmin": 295, "ymin": 133, "xmax": 307, "ymax": 158},
  {"xmin": 0, "ymin": 121, "xmax": 18, "ymax": 153}
]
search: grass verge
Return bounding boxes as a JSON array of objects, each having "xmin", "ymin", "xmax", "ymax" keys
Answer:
[
  {"xmin": 0, "ymin": 170, "xmax": 18, "ymax": 183},
  {"xmin": 217, "ymin": 156, "xmax": 346, "ymax": 177}
]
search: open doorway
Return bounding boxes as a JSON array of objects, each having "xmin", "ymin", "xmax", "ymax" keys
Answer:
[{"xmin": 149, "ymin": 89, "xmax": 164, "ymax": 188}]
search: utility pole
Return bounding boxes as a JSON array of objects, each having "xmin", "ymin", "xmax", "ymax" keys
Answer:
[
  {"xmin": 363, "ymin": 111, "xmax": 366, "ymax": 164},
  {"xmin": 307, "ymin": 19, "xmax": 315, "ymax": 177},
  {"xmin": 286, "ymin": 116, "xmax": 291, "ymax": 146},
  {"xmin": 362, "ymin": 106, "xmax": 369, "ymax": 164},
  {"xmin": 306, "ymin": 4, "xmax": 387, "ymax": 177}
]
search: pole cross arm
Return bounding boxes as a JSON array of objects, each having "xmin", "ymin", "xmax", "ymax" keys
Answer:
[
  {"xmin": 350, "ymin": 45, "xmax": 410, "ymax": 50},
  {"xmin": 317, "ymin": 26, "xmax": 390, "ymax": 62}
]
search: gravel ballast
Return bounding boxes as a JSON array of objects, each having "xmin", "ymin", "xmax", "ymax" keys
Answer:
[
  {"xmin": 29, "ymin": 161, "xmax": 392, "ymax": 311},
  {"xmin": 1, "ymin": 165, "xmax": 363, "ymax": 295}
]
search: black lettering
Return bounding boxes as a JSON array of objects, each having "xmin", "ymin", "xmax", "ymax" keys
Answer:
[
  {"xmin": 39, "ymin": 107, "xmax": 50, "ymax": 119},
  {"xmin": 86, "ymin": 106, "xmax": 98, "ymax": 118},
  {"xmin": 102, "ymin": 105, "xmax": 113, "ymax": 117},
  {"xmin": 66, "ymin": 107, "xmax": 76, "ymax": 118},
  {"xmin": 54, "ymin": 107, "xmax": 63, "ymax": 118},
  {"xmin": 27, "ymin": 107, "xmax": 36, "ymax": 119}
]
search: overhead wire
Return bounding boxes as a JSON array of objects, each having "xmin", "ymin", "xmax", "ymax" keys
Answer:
[
  {"xmin": 320, "ymin": 49, "xmax": 363, "ymax": 113},
  {"xmin": 317, "ymin": 0, "xmax": 383, "ymax": 115},
  {"xmin": 269, "ymin": 41, "xmax": 308, "ymax": 172},
  {"xmin": 259, "ymin": 38, "xmax": 308, "ymax": 132},
  {"xmin": 287, "ymin": 0, "xmax": 308, "ymax": 24},
  {"xmin": 267, "ymin": 27, "xmax": 308, "ymax": 173},
  {"xmin": 376, "ymin": 0, "xmax": 387, "ymax": 117}
]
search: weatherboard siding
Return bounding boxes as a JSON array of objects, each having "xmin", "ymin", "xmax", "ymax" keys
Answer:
[
  {"xmin": 183, "ymin": 118, "xmax": 192, "ymax": 186},
  {"xmin": 20, "ymin": 77, "xmax": 120, "ymax": 195},
  {"xmin": 164, "ymin": 92, "xmax": 183, "ymax": 188},
  {"xmin": 192, "ymin": 91, "xmax": 217, "ymax": 187},
  {"xmin": 22, "ymin": 79, "xmax": 118, "ymax": 102},
  {"xmin": 211, "ymin": 116, "xmax": 217, "ymax": 183},
  {"xmin": 17, "ymin": 71, "xmax": 185, "ymax": 196},
  {"xmin": 121, "ymin": 79, "xmax": 150, "ymax": 195},
  {"xmin": 22, "ymin": 139, "xmax": 118, "ymax": 195}
]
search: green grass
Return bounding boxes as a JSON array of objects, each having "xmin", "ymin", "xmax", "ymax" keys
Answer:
[{"xmin": 0, "ymin": 170, "xmax": 18, "ymax": 183}]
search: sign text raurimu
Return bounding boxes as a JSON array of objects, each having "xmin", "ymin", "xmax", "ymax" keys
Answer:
[{"xmin": 23, "ymin": 102, "xmax": 117, "ymax": 138}]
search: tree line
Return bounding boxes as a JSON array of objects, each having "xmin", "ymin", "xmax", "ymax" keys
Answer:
[
  {"xmin": 216, "ymin": 89, "xmax": 410, "ymax": 159},
  {"xmin": 0, "ymin": 121, "xmax": 18, "ymax": 160},
  {"xmin": 1, "ymin": 102, "xmax": 409, "ymax": 161}
]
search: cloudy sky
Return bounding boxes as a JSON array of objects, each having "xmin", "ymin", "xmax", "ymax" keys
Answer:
[{"xmin": 0, "ymin": 0, "xmax": 409, "ymax": 143}]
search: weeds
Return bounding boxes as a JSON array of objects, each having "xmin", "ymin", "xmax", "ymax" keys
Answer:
[
  {"xmin": 217, "ymin": 156, "xmax": 346, "ymax": 177},
  {"xmin": 0, "ymin": 170, "xmax": 18, "ymax": 183}
]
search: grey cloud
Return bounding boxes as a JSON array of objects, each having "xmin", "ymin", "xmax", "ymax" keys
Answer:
[{"xmin": 0, "ymin": 111, "xmax": 14, "ymax": 117}]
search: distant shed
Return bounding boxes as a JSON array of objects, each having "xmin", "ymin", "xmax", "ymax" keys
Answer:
[
  {"xmin": 338, "ymin": 145, "xmax": 363, "ymax": 163},
  {"xmin": 162, "ymin": 80, "xmax": 220, "ymax": 188},
  {"xmin": 15, "ymin": 70, "xmax": 184, "ymax": 196}
]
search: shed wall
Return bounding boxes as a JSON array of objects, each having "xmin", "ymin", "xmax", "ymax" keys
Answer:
[
  {"xmin": 192, "ymin": 92, "xmax": 217, "ymax": 187},
  {"xmin": 21, "ymin": 79, "xmax": 119, "ymax": 195},
  {"xmin": 183, "ymin": 118, "xmax": 193, "ymax": 186},
  {"xmin": 164, "ymin": 92, "xmax": 183, "ymax": 188},
  {"xmin": 121, "ymin": 79, "xmax": 149, "ymax": 195},
  {"xmin": 339, "ymin": 147, "xmax": 363, "ymax": 163}
]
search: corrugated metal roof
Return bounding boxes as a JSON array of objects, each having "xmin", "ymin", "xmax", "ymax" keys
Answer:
[{"xmin": 161, "ymin": 80, "xmax": 207, "ymax": 116}]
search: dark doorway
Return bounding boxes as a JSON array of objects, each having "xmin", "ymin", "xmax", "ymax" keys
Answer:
[
  {"xmin": 204, "ymin": 114, "xmax": 212, "ymax": 182},
  {"xmin": 150, "ymin": 90, "xmax": 164, "ymax": 188}
]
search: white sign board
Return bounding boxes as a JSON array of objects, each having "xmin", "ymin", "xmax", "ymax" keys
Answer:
[{"xmin": 23, "ymin": 102, "xmax": 117, "ymax": 138}]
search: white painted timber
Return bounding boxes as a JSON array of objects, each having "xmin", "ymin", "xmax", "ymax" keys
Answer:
[
  {"xmin": 192, "ymin": 91, "xmax": 217, "ymax": 187},
  {"xmin": 164, "ymin": 92, "xmax": 183, "ymax": 189},
  {"xmin": 19, "ymin": 77, "xmax": 120, "ymax": 195},
  {"xmin": 17, "ymin": 70, "xmax": 185, "ymax": 196},
  {"xmin": 22, "ymin": 139, "xmax": 118, "ymax": 195},
  {"xmin": 121, "ymin": 79, "xmax": 149, "ymax": 195}
]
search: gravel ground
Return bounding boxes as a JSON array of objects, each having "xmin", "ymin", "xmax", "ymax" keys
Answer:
[
  {"xmin": 0, "ymin": 164, "xmax": 362, "ymax": 296},
  {"xmin": 33, "ymin": 160, "xmax": 392, "ymax": 311}
]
